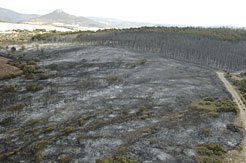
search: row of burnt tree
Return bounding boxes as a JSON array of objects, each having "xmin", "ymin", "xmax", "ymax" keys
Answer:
[{"xmin": 45, "ymin": 30, "xmax": 246, "ymax": 71}]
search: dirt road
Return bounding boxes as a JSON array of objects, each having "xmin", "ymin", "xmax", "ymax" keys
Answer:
[{"xmin": 216, "ymin": 71, "xmax": 246, "ymax": 162}]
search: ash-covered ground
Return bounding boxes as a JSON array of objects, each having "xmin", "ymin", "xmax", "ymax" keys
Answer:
[{"xmin": 0, "ymin": 43, "xmax": 242, "ymax": 162}]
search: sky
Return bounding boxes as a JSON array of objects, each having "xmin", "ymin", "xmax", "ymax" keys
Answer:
[{"xmin": 0, "ymin": 0, "xmax": 246, "ymax": 27}]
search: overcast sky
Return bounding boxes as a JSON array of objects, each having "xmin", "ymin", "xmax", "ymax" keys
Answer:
[{"xmin": 0, "ymin": 0, "xmax": 245, "ymax": 27}]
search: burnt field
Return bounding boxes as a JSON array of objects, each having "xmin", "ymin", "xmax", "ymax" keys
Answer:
[{"xmin": 0, "ymin": 43, "xmax": 242, "ymax": 162}]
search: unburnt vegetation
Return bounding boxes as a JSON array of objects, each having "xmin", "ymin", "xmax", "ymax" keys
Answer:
[{"xmin": 225, "ymin": 72, "xmax": 246, "ymax": 104}]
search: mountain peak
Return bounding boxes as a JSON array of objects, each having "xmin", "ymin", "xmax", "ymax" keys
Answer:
[{"xmin": 53, "ymin": 9, "xmax": 65, "ymax": 14}]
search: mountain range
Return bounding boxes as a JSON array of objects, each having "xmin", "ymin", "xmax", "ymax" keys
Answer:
[
  {"xmin": 25, "ymin": 9, "xmax": 106, "ymax": 28},
  {"xmin": 0, "ymin": 7, "xmax": 160, "ymax": 29}
]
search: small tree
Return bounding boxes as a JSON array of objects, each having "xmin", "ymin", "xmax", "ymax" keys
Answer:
[{"xmin": 11, "ymin": 47, "xmax": 16, "ymax": 53}]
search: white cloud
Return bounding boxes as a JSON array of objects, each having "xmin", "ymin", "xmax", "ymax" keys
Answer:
[{"xmin": 0, "ymin": 0, "xmax": 246, "ymax": 27}]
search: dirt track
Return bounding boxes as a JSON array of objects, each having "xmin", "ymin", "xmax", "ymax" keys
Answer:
[{"xmin": 216, "ymin": 71, "xmax": 246, "ymax": 162}]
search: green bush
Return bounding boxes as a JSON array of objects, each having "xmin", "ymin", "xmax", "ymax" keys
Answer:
[
  {"xmin": 10, "ymin": 47, "xmax": 16, "ymax": 53},
  {"xmin": 39, "ymin": 73, "xmax": 49, "ymax": 80},
  {"xmin": 96, "ymin": 156, "xmax": 136, "ymax": 163},
  {"xmin": 197, "ymin": 143, "xmax": 225, "ymax": 156},
  {"xmin": 215, "ymin": 98, "xmax": 239, "ymax": 113},
  {"xmin": 9, "ymin": 102, "xmax": 24, "ymax": 112},
  {"xmin": 202, "ymin": 157, "xmax": 222, "ymax": 163},
  {"xmin": 138, "ymin": 106, "xmax": 147, "ymax": 112},
  {"xmin": 202, "ymin": 128, "xmax": 211, "ymax": 136},
  {"xmin": 22, "ymin": 65, "xmax": 40, "ymax": 74},
  {"xmin": 27, "ymin": 60, "xmax": 37, "ymax": 65},
  {"xmin": 106, "ymin": 76, "xmax": 118, "ymax": 82},
  {"xmin": 204, "ymin": 102, "xmax": 211, "ymax": 105},
  {"xmin": 26, "ymin": 82, "xmax": 43, "ymax": 92},
  {"xmin": 2, "ymin": 84, "xmax": 16, "ymax": 93},
  {"xmin": 34, "ymin": 57, "xmax": 40, "ymax": 62},
  {"xmin": 58, "ymin": 154, "xmax": 71, "ymax": 163},
  {"xmin": 239, "ymin": 79, "xmax": 246, "ymax": 93},
  {"xmin": 204, "ymin": 96, "xmax": 215, "ymax": 102}
]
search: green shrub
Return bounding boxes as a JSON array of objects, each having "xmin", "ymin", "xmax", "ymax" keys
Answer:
[
  {"xmin": 19, "ymin": 63, "xmax": 27, "ymax": 69},
  {"xmin": 82, "ymin": 79, "xmax": 88, "ymax": 86},
  {"xmin": 58, "ymin": 154, "xmax": 71, "ymax": 163},
  {"xmin": 22, "ymin": 65, "xmax": 40, "ymax": 74},
  {"xmin": 2, "ymin": 84, "xmax": 16, "ymax": 93},
  {"xmin": 9, "ymin": 102, "xmax": 24, "ymax": 112},
  {"xmin": 79, "ymin": 118, "xmax": 84, "ymax": 126},
  {"xmin": 106, "ymin": 76, "xmax": 118, "ymax": 82},
  {"xmin": 27, "ymin": 60, "xmax": 37, "ymax": 65},
  {"xmin": 204, "ymin": 102, "xmax": 211, "ymax": 105},
  {"xmin": 138, "ymin": 106, "xmax": 147, "ymax": 112},
  {"xmin": 202, "ymin": 128, "xmax": 211, "ymax": 136},
  {"xmin": 197, "ymin": 143, "xmax": 225, "ymax": 156},
  {"xmin": 204, "ymin": 96, "xmax": 215, "ymax": 102},
  {"xmin": 26, "ymin": 82, "xmax": 43, "ymax": 92},
  {"xmin": 39, "ymin": 73, "xmax": 49, "ymax": 80},
  {"xmin": 96, "ymin": 156, "xmax": 136, "ymax": 163},
  {"xmin": 202, "ymin": 157, "xmax": 222, "ymax": 163},
  {"xmin": 225, "ymin": 73, "xmax": 232, "ymax": 79},
  {"xmin": 239, "ymin": 79, "xmax": 246, "ymax": 93},
  {"xmin": 215, "ymin": 98, "xmax": 239, "ymax": 113},
  {"xmin": 34, "ymin": 57, "xmax": 40, "ymax": 62}
]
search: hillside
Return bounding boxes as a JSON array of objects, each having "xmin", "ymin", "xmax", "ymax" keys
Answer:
[
  {"xmin": 25, "ymin": 9, "xmax": 106, "ymax": 28},
  {"xmin": 0, "ymin": 7, "xmax": 39, "ymax": 23},
  {"xmin": 88, "ymin": 16, "xmax": 161, "ymax": 28}
]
